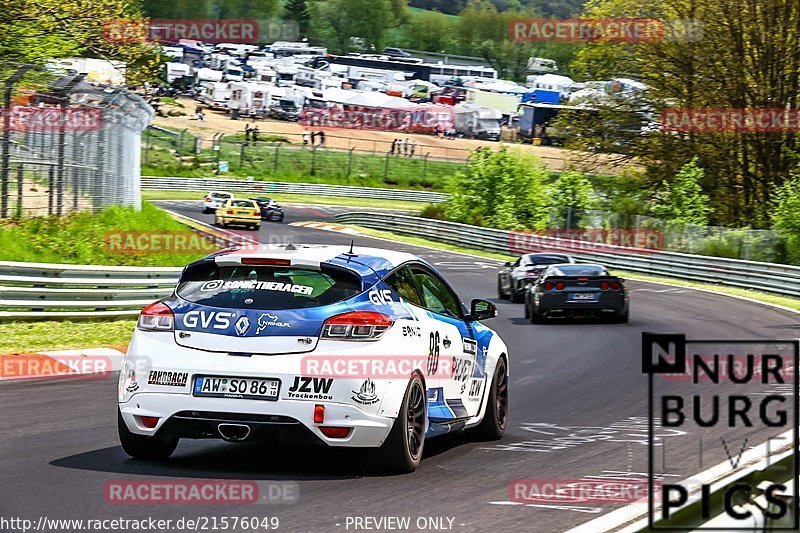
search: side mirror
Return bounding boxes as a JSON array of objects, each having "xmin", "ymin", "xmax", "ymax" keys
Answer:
[
  {"xmin": 469, "ymin": 299, "xmax": 497, "ymax": 321},
  {"xmin": 504, "ymin": 261, "xmax": 512, "ymax": 267}
]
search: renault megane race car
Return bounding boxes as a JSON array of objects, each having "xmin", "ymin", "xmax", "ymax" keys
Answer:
[{"xmin": 118, "ymin": 244, "xmax": 509, "ymax": 472}]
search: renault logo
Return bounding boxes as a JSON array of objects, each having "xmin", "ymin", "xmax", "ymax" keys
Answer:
[{"xmin": 235, "ymin": 316, "xmax": 250, "ymax": 336}]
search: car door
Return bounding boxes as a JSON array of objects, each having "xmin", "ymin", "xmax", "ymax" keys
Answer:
[{"xmin": 408, "ymin": 266, "xmax": 478, "ymax": 420}]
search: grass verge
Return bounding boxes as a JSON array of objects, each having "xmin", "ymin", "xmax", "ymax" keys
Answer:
[
  {"xmin": 0, "ymin": 203, "xmax": 209, "ymax": 266},
  {"xmin": 349, "ymin": 225, "xmax": 800, "ymax": 313},
  {"xmin": 0, "ymin": 320, "xmax": 135, "ymax": 354},
  {"xmin": 142, "ymin": 189, "xmax": 430, "ymax": 211}
]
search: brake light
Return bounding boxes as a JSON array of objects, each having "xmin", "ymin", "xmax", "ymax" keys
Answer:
[
  {"xmin": 321, "ymin": 311, "xmax": 393, "ymax": 341},
  {"xmin": 611, "ymin": 281, "xmax": 622, "ymax": 290},
  {"xmin": 137, "ymin": 302, "xmax": 174, "ymax": 331},
  {"xmin": 241, "ymin": 258, "xmax": 291, "ymax": 266},
  {"xmin": 140, "ymin": 416, "xmax": 159, "ymax": 428},
  {"xmin": 555, "ymin": 281, "xmax": 565, "ymax": 290},
  {"xmin": 543, "ymin": 281, "xmax": 553, "ymax": 291},
  {"xmin": 600, "ymin": 281, "xmax": 610, "ymax": 290},
  {"xmin": 314, "ymin": 404, "xmax": 325, "ymax": 424},
  {"xmin": 253, "ymin": 210, "xmax": 260, "ymax": 216},
  {"xmin": 319, "ymin": 426, "xmax": 351, "ymax": 438},
  {"xmin": 204, "ymin": 198, "xmax": 211, "ymax": 202},
  {"xmin": 226, "ymin": 210, "xmax": 233, "ymax": 215}
]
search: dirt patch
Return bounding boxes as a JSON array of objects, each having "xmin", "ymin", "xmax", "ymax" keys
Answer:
[{"xmin": 152, "ymin": 97, "xmax": 635, "ymax": 174}]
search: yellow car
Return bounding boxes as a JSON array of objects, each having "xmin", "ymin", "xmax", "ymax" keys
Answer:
[{"xmin": 214, "ymin": 198, "xmax": 262, "ymax": 230}]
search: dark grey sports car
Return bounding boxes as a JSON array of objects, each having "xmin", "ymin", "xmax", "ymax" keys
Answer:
[
  {"xmin": 497, "ymin": 253, "xmax": 575, "ymax": 302},
  {"xmin": 523, "ymin": 263, "xmax": 629, "ymax": 323}
]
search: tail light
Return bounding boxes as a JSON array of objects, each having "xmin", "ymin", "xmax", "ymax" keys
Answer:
[
  {"xmin": 226, "ymin": 210, "xmax": 233, "ymax": 214},
  {"xmin": 140, "ymin": 416, "xmax": 159, "ymax": 428},
  {"xmin": 204, "ymin": 198, "xmax": 211, "ymax": 202},
  {"xmin": 600, "ymin": 281, "xmax": 610, "ymax": 290},
  {"xmin": 319, "ymin": 426, "xmax": 351, "ymax": 438},
  {"xmin": 321, "ymin": 311, "xmax": 392, "ymax": 341},
  {"xmin": 543, "ymin": 281, "xmax": 553, "ymax": 291},
  {"xmin": 611, "ymin": 281, "xmax": 622, "ymax": 290},
  {"xmin": 253, "ymin": 210, "xmax": 260, "ymax": 216},
  {"xmin": 137, "ymin": 302, "xmax": 174, "ymax": 331},
  {"xmin": 555, "ymin": 281, "xmax": 565, "ymax": 290}
]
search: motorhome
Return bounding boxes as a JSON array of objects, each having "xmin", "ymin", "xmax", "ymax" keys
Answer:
[
  {"xmin": 215, "ymin": 43, "xmax": 258, "ymax": 56},
  {"xmin": 165, "ymin": 62, "xmax": 191, "ymax": 84},
  {"xmin": 268, "ymin": 41, "xmax": 327, "ymax": 58},
  {"xmin": 253, "ymin": 67, "xmax": 278, "ymax": 84},
  {"xmin": 203, "ymin": 82, "xmax": 232, "ymax": 108},
  {"xmin": 224, "ymin": 65, "xmax": 245, "ymax": 82},
  {"xmin": 525, "ymin": 74, "xmax": 575, "ymax": 100},
  {"xmin": 454, "ymin": 103, "xmax": 502, "ymax": 140},
  {"xmin": 464, "ymin": 89, "xmax": 520, "ymax": 116},
  {"xmin": 228, "ymin": 81, "xmax": 273, "ymax": 115},
  {"xmin": 527, "ymin": 57, "xmax": 558, "ymax": 74},
  {"xmin": 313, "ymin": 55, "xmax": 497, "ymax": 84}
]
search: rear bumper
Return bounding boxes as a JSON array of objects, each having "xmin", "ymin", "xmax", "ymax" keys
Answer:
[
  {"xmin": 216, "ymin": 215, "xmax": 260, "ymax": 225},
  {"xmin": 119, "ymin": 394, "xmax": 393, "ymax": 447},
  {"xmin": 536, "ymin": 293, "xmax": 627, "ymax": 316}
]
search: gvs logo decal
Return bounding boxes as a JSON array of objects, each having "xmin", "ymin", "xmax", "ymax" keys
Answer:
[{"xmin": 182, "ymin": 310, "xmax": 236, "ymax": 330}]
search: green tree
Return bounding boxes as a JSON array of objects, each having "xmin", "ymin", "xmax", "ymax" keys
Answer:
[
  {"xmin": 770, "ymin": 176, "xmax": 800, "ymax": 263},
  {"xmin": 1, "ymin": 0, "xmax": 162, "ymax": 86},
  {"xmin": 550, "ymin": 171, "xmax": 596, "ymax": 228},
  {"xmin": 650, "ymin": 158, "xmax": 711, "ymax": 226},
  {"xmin": 444, "ymin": 146, "xmax": 551, "ymax": 230},
  {"xmin": 285, "ymin": 0, "xmax": 311, "ymax": 35},
  {"xmin": 310, "ymin": 0, "xmax": 398, "ymax": 53}
]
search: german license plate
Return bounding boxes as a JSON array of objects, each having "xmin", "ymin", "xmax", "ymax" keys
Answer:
[{"xmin": 193, "ymin": 376, "xmax": 280, "ymax": 401}]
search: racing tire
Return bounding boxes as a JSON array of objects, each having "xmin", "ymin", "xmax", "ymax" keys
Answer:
[
  {"xmin": 497, "ymin": 278, "xmax": 508, "ymax": 300},
  {"xmin": 530, "ymin": 306, "xmax": 546, "ymax": 324},
  {"xmin": 523, "ymin": 302, "xmax": 530, "ymax": 319},
  {"xmin": 253, "ymin": 224, "xmax": 261, "ymax": 231},
  {"xmin": 510, "ymin": 290, "xmax": 523, "ymax": 303},
  {"xmin": 203, "ymin": 208, "xmax": 211, "ymax": 214},
  {"xmin": 374, "ymin": 374, "xmax": 426, "ymax": 474},
  {"xmin": 118, "ymin": 411, "xmax": 178, "ymax": 460},
  {"xmin": 613, "ymin": 310, "xmax": 629, "ymax": 324},
  {"xmin": 466, "ymin": 357, "xmax": 508, "ymax": 441}
]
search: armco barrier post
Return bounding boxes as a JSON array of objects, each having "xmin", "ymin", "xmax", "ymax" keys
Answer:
[{"xmin": 347, "ymin": 147, "xmax": 355, "ymax": 177}]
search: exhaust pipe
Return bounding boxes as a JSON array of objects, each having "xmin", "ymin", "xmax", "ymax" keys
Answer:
[{"xmin": 217, "ymin": 423, "xmax": 251, "ymax": 442}]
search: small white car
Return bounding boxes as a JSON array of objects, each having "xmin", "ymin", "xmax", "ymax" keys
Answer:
[
  {"xmin": 202, "ymin": 191, "xmax": 233, "ymax": 213},
  {"xmin": 118, "ymin": 244, "xmax": 510, "ymax": 472}
]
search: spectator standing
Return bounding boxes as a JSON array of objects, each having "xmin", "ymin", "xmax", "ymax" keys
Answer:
[
  {"xmin": 252, "ymin": 126, "xmax": 260, "ymax": 143},
  {"xmin": 390, "ymin": 138, "xmax": 397, "ymax": 155},
  {"xmin": 403, "ymin": 137, "xmax": 409, "ymax": 156},
  {"xmin": 318, "ymin": 130, "xmax": 326, "ymax": 147},
  {"xmin": 410, "ymin": 140, "xmax": 416, "ymax": 157},
  {"xmin": 302, "ymin": 129, "xmax": 310, "ymax": 146}
]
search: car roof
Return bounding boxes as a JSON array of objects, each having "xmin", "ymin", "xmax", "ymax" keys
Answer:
[{"xmin": 544, "ymin": 263, "xmax": 606, "ymax": 270}]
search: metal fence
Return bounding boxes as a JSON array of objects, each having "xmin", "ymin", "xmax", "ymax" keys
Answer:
[
  {"xmin": 334, "ymin": 212, "xmax": 800, "ymax": 299},
  {"xmin": 0, "ymin": 261, "xmax": 179, "ymax": 320},
  {"xmin": 142, "ymin": 126, "xmax": 466, "ymax": 188},
  {"xmin": 1, "ymin": 72, "xmax": 153, "ymax": 219},
  {"xmin": 141, "ymin": 176, "xmax": 449, "ymax": 203}
]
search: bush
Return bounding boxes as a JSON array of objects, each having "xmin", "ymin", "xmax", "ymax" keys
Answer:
[
  {"xmin": 443, "ymin": 146, "xmax": 550, "ymax": 230},
  {"xmin": 419, "ymin": 203, "xmax": 446, "ymax": 220}
]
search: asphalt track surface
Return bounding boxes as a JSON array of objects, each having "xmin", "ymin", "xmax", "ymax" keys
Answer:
[{"xmin": 2, "ymin": 201, "xmax": 799, "ymax": 533}]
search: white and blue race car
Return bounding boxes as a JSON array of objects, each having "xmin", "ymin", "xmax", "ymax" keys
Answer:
[{"xmin": 118, "ymin": 244, "xmax": 509, "ymax": 472}]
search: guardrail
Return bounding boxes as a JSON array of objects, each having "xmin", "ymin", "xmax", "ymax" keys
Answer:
[
  {"xmin": 141, "ymin": 176, "xmax": 449, "ymax": 203},
  {"xmin": 0, "ymin": 262, "xmax": 181, "ymax": 321},
  {"xmin": 334, "ymin": 212, "xmax": 800, "ymax": 299}
]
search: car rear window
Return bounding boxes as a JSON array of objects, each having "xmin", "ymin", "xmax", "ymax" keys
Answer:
[
  {"xmin": 526, "ymin": 255, "xmax": 569, "ymax": 265},
  {"xmin": 176, "ymin": 263, "xmax": 362, "ymax": 309},
  {"xmin": 210, "ymin": 192, "xmax": 231, "ymax": 199},
  {"xmin": 230, "ymin": 199, "xmax": 256, "ymax": 208},
  {"xmin": 548, "ymin": 265, "xmax": 608, "ymax": 277}
]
